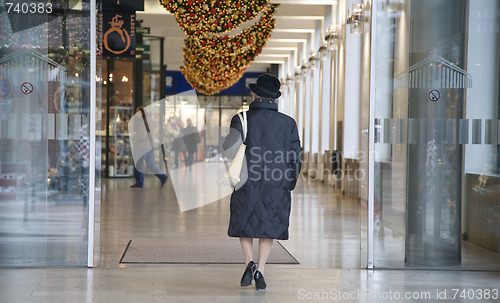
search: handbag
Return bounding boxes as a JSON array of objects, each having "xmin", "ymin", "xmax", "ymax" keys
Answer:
[{"xmin": 224, "ymin": 111, "xmax": 247, "ymax": 186}]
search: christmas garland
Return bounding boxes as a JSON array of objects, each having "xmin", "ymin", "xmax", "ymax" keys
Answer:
[
  {"xmin": 159, "ymin": 0, "xmax": 272, "ymax": 36},
  {"xmin": 159, "ymin": 0, "xmax": 279, "ymax": 95},
  {"xmin": 180, "ymin": 4, "xmax": 278, "ymax": 95}
]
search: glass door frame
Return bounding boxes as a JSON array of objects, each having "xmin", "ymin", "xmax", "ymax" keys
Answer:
[
  {"xmin": 363, "ymin": 0, "xmax": 500, "ymax": 271},
  {"xmin": 88, "ymin": 0, "xmax": 98, "ymax": 267}
]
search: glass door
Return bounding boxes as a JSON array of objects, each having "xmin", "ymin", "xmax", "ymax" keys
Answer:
[
  {"xmin": 0, "ymin": 1, "xmax": 95, "ymax": 267},
  {"xmin": 102, "ymin": 59, "xmax": 134, "ymax": 177},
  {"xmin": 368, "ymin": 0, "xmax": 500, "ymax": 270},
  {"xmin": 141, "ymin": 36, "xmax": 164, "ymax": 106}
]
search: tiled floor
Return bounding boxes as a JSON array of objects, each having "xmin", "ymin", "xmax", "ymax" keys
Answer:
[{"xmin": 1, "ymin": 175, "xmax": 500, "ymax": 302}]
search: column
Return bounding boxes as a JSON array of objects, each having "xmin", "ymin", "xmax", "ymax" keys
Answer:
[{"xmin": 405, "ymin": 0, "xmax": 467, "ymax": 266}]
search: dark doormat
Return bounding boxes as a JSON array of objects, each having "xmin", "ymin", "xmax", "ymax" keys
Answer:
[{"xmin": 119, "ymin": 238, "xmax": 299, "ymax": 264}]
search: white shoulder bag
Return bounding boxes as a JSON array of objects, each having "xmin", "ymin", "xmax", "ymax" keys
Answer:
[{"xmin": 224, "ymin": 111, "xmax": 247, "ymax": 186}]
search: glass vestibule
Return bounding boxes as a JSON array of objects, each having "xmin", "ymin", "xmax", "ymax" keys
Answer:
[
  {"xmin": 0, "ymin": 2, "xmax": 96, "ymax": 267},
  {"xmin": 368, "ymin": 0, "xmax": 500, "ymax": 270}
]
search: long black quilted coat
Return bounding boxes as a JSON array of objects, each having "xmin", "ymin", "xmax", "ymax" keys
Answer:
[{"xmin": 223, "ymin": 100, "xmax": 302, "ymax": 240}]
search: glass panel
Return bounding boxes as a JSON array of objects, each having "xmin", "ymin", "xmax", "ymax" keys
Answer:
[
  {"xmin": 0, "ymin": 2, "xmax": 92, "ymax": 267},
  {"xmin": 143, "ymin": 72, "xmax": 161, "ymax": 105},
  {"xmin": 371, "ymin": 0, "xmax": 408, "ymax": 268},
  {"xmin": 148, "ymin": 39, "xmax": 162, "ymax": 71},
  {"xmin": 205, "ymin": 109, "xmax": 221, "ymax": 159},
  {"xmin": 103, "ymin": 60, "xmax": 134, "ymax": 177},
  {"xmin": 463, "ymin": 0, "xmax": 500, "ymax": 270},
  {"xmin": 371, "ymin": 0, "xmax": 500, "ymax": 270}
]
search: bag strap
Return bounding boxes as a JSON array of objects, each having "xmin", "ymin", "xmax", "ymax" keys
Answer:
[{"xmin": 237, "ymin": 111, "xmax": 247, "ymax": 142}]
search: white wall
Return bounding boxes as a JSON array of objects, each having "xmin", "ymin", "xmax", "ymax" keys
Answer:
[
  {"xmin": 322, "ymin": 6, "xmax": 333, "ymax": 153},
  {"xmin": 321, "ymin": 56, "xmax": 332, "ymax": 153},
  {"xmin": 343, "ymin": 0, "xmax": 362, "ymax": 159},
  {"xmin": 465, "ymin": 0, "xmax": 500, "ymax": 175},
  {"xmin": 311, "ymin": 21, "xmax": 322, "ymax": 154}
]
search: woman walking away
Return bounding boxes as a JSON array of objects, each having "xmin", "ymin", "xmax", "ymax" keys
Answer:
[{"xmin": 223, "ymin": 73, "xmax": 302, "ymax": 290}]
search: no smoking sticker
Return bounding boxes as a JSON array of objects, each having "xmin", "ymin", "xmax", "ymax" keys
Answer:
[
  {"xmin": 21, "ymin": 82, "xmax": 33, "ymax": 95},
  {"xmin": 428, "ymin": 90, "xmax": 440, "ymax": 102}
]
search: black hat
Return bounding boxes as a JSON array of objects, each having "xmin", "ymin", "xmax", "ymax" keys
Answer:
[{"xmin": 249, "ymin": 73, "xmax": 281, "ymax": 99}]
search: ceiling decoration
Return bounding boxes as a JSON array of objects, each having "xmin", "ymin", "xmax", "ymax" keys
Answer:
[
  {"xmin": 159, "ymin": 0, "xmax": 279, "ymax": 95},
  {"xmin": 159, "ymin": 0, "xmax": 271, "ymax": 35}
]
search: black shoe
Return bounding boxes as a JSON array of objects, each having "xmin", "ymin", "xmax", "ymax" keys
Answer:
[
  {"xmin": 240, "ymin": 261, "xmax": 256, "ymax": 286},
  {"xmin": 254, "ymin": 270, "xmax": 266, "ymax": 290},
  {"xmin": 160, "ymin": 176, "xmax": 168, "ymax": 188},
  {"xmin": 130, "ymin": 184, "xmax": 143, "ymax": 189}
]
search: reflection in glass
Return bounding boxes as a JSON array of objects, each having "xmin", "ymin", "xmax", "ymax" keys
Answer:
[
  {"xmin": 371, "ymin": 0, "xmax": 500, "ymax": 270},
  {"xmin": 0, "ymin": 4, "xmax": 92, "ymax": 267}
]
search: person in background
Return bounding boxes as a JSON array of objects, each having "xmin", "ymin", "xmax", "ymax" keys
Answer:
[
  {"xmin": 130, "ymin": 106, "xmax": 168, "ymax": 188},
  {"xmin": 173, "ymin": 126, "xmax": 187, "ymax": 169},
  {"xmin": 223, "ymin": 73, "xmax": 302, "ymax": 290},
  {"xmin": 182, "ymin": 118, "xmax": 201, "ymax": 171}
]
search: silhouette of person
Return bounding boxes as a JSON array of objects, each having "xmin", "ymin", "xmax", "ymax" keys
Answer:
[
  {"xmin": 182, "ymin": 119, "xmax": 201, "ymax": 171},
  {"xmin": 130, "ymin": 106, "xmax": 168, "ymax": 188}
]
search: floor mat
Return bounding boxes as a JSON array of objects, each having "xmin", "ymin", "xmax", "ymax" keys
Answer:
[{"xmin": 119, "ymin": 238, "xmax": 299, "ymax": 264}]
